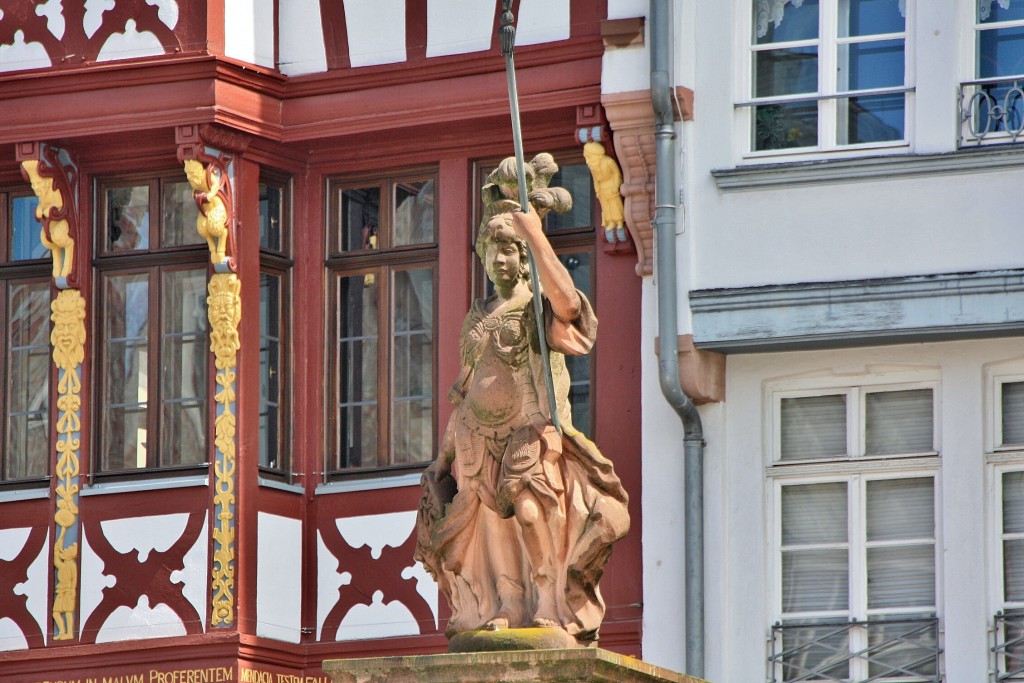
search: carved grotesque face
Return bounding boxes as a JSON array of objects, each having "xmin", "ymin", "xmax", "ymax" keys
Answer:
[{"xmin": 50, "ymin": 292, "xmax": 86, "ymax": 367}]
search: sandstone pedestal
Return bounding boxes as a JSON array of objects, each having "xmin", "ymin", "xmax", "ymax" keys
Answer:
[{"xmin": 323, "ymin": 648, "xmax": 706, "ymax": 683}]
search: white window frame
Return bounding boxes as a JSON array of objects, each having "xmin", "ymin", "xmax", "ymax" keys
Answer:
[
  {"xmin": 959, "ymin": 0, "xmax": 1024, "ymax": 146},
  {"xmin": 766, "ymin": 373, "xmax": 940, "ymax": 467},
  {"xmin": 737, "ymin": 0, "xmax": 916, "ymax": 161},
  {"xmin": 991, "ymin": 372, "xmax": 1024, "ymax": 453},
  {"xmin": 766, "ymin": 372, "xmax": 942, "ymax": 683}
]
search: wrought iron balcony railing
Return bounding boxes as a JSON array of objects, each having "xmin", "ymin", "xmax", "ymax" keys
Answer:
[
  {"xmin": 994, "ymin": 611, "xmax": 1024, "ymax": 682},
  {"xmin": 768, "ymin": 617, "xmax": 940, "ymax": 683},
  {"xmin": 959, "ymin": 77, "xmax": 1024, "ymax": 146}
]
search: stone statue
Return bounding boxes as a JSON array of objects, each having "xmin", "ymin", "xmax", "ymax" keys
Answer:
[{"xmin": 415, "ymin": 154, "xmax": 629, "ymax": 649}]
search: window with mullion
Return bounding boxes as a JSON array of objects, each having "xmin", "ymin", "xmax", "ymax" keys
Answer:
[
  {"xmin": 0, "ymin": 187, "xmax": 50, "ymax": 486},
  {"xmin": 258, "ymin": 175, "xmax": 291, "ymax": 476},
  {"xmin": 770, "ymin": 378, "xmax": 939, "ymax": 682},
  {"xmin": 327, "ymin": 172, "xmax": 437, "ymax": 476},
  {"xmin": 974, "ymin": 1, "xmax": 1024, "ymax": 140},
  {"xmin": 750, "ymin": 0, "xmax": 909, "ymax": 152},
  {"xmin": 96, "ymin": 173, "xmax": 208, "ymax": 476},
  {"xmin": 775, "ymin": 475, "xmax": 938, "ymax": 682}
]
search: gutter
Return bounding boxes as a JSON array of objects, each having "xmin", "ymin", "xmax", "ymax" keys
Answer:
[{"xmin": 650, "ymin": 0, "xmax": 706, "ymax": 677}]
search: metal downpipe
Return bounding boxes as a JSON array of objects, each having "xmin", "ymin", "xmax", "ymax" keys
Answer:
[{"xmin": 650, "ymin": 0, "xmax": 705, "ymax": 677}]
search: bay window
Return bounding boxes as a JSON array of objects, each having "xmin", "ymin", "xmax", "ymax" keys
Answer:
[
  {"xmin": 326, "ymin": 172, "xmax": 437, "ymax": 475},
  {"xmin": 748, "ymin": 0, "xmax": 911, "ymax": 153},
  {"xmin": 768, "ymin": 381, "xmax": 940, "ymax": 682},
  {"xmin": 96, "ymin": 175, "xmax": 209, "ymax": 474}
]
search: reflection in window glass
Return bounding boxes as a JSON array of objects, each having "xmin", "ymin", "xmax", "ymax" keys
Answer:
[
  {"xmin": 11, "ymin": 196, "xmax": 46, "ymax": 261},
  {"xmin": 755, "ymin": 0, "xmax": 819, "ymax": 43},
  {"xmin": 160, "ymin": 269, "xmax": 207, "ymax": 467},
  {"xmin": 336, "ymin": 274, "xmax": 379, "ymax": 470},
  {"xmin": 547, "ymin": 165, "xmax": 593, "ymax": 232},
  {"xmin": 393, "ymin": 180, "xmax": 435, "ymax": 247},
  {"xmin": 5, "ymin": 282, "xmax": 50, "ymax": 480},
  {"xmin": 161, "ymin": 181, "xmax": 202, "ymax": 248},
  {"xmin": 260, "ymin": 274, "xmax": 283, "ymax": 470},
  {"xmin": 755, "ymin": 102, "xmax": 819, "ymax": 150},
  {"xmin": 101, "ymin": 273, "xmax": 150, "ymax": 471},
  {"xmin": 560, "ymin": 252, "xmax": 592, "ymax": 435},
  {"xmin": 107, "ymin": 185, "xmax": 150, "ymax": 252},
  {"xmin": 392, "ymin": 267, "xmax": 434, "ymax": 465},
  {"xmin": 259, "ymin": 182, "xmax": 283, "ymax": 252},
  {"xmin": 338, "ymin": 187, "xmax": 380, "ymax": 253}
]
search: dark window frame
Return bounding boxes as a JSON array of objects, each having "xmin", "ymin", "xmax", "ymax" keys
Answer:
[
  {"xmin": 325, "ymin": 169, "xmax": 439, "ymax": 479},
  {"xmin": 92, "ymin": 172, "xmax": 212, "ymax": 479}
]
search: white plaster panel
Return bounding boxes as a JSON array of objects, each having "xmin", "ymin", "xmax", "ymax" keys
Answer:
[
  {"xmin": 100, "ymin": 513, "xmax": 190, "ymax": 562},
  {"xmin": 345, "ymin": 0, "xmax": 406, "ymax": 67},
  {"xmin": 169, "ymin": 515, "xmax": 208, "ymax": 632},
  {"xmin": 0, "ymin": 528, "xmax": 47, "ymax": 650},
  {"xmin": 148, "ymin": 0, "xmax": 180, "ymax": 29},
  {"xmin": 316, "ymin": 530, "xmax": 351, "ymax": 640},
  {"xmin": 0, "ymin": 31, "xmax": 52, "ymax": 72},
  {"xmin": 224, "ymin": 0, "xmax": 275, "ymax": 68},
  {"xmin": 336, "ymin": 590, "xmax": 418, "ymax": 640},
  {"xmin": 95, "ymin": 596, "xmax": 187, "ymax": 643},
  {"xmin": 36, "ymin": 0, "xmax": 66, "ymax": 39},
  {"xmin": 23, "ymin": 532, "xmax": 49, "ymax": 642},
  {"xmin": 692, "ymin": 169, "xmax": 1024, "ymax": 291},
  {"xmin": 84, "ymin": 0, "xmax": 116, "ymax": 39},
  {"xmin": 335, "ymin": 510, "xmax": 416, "ymax": 559},
  {"xmin": 426, "ymin": 0, "xmax": 494, "ymax": 57},
  {"xmin": 515, "ymin": 0, "xmax": 570, "ymax": 46},
  {"xmin": 0, "ymin": 618, "xmax": 28, "ymax": 651},
  {"xmin": 80, "ymin": 527, "xmax": 117, "ymax": 631},
  {"xmin": 95, "ymin": 19, "xmax": 166, "ymax": 62},
  {"xmin": 0, "ymin": 527, "xmax": 31, "ymax": 561},
  {"xmin": 278, "ymin": 0, "xmax": 327, "ymax": 75},
  {"xmin": 256, "ymin": 513, "xmax": 302, "ymax": 643}
]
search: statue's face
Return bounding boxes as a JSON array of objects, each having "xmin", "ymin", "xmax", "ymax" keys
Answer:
[{"xmin": 485, "ymin": 239, "xmax": 522, "ymax": 290}]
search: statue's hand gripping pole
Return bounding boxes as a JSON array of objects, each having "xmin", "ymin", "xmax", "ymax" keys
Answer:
[{"xmin": 501, "ymin": 3, "xmax": 562, "ymax": 434}]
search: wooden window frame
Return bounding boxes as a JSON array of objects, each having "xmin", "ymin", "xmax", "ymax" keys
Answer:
[
  {"xmin": 325, "ymin": 169, "xmax": 439, "ymax": 479},
  {"xmin": 93, "ymin": 173, "xmax": 211, "ymax": 479}
]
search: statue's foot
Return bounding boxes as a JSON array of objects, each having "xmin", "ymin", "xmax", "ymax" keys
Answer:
[
  {"xmin": 532, "ymin": 616, "xmax": 559, "ymax": 628},
  {"xmin": 485, "ymin": 616, "xmax": 510, "ymax": 631}
]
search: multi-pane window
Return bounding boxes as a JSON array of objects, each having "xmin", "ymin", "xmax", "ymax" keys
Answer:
[
  {"xmin": 967, "ymin": 1, "xmax": 1024, "ymax": 141},
  {"xmin": 0, "ymin": 189, "xmax": 50, "ymax": 484},
  {"xmin": 994, "ymin": 380, "xmax": 1024, "ymax": 678},
  {"xmin": 769, "ymin": 383, "xmax": 940, "ymax": 682},
  {"xmin": 748, "ymin": 0, "xmax": 910, "ymax": 152},
  {"xmin": 96, "ymin": 175, "xmax": 208, "ymax": 474},
  {"xmin": 258, "ymin": 174, "xmax": 291, "ymax": 476},
  {"xmin": 327, "ymin": 172, "xmax": 437, "ymax": 475},
  {"xmin": 473, "ymin": 157, "xmax": 597, "ymax": 436}
]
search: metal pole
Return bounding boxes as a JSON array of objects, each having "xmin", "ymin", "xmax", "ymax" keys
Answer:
[{"xmin": 500, "ymin": 2, "xmax": 561, "ymax": 433}]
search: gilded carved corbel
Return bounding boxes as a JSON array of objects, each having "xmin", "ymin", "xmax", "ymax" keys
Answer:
[
  {"xmin": 178, "ymin": 126, "xmax": 244, "ymax": 628},
  {"xmin": 18, "ymin": 142, "xmax": 85, "ymax": 641}
]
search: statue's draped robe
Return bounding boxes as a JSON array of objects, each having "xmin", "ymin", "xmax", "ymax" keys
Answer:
[{"xmin": 416, "ymin": 289, "xmax": 629, "ymax": 642}]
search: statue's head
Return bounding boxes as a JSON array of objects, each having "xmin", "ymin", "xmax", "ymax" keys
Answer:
[{"xmin": 476, "ymin": 212, "xmax": 530, "ymax": 288}]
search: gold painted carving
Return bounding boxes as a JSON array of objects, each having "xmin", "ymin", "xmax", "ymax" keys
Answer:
[
  {"xmin": 51, "ymin": 288, "xmax": 85, "ymax": 640},
  {"xmin": 184, "ymin": 159, "xmax": 230, "ymax": 267},
  {"xmin": 582, "ymin": 142, "xmax": 627, "ymax": 245},
  {"xmin": 208, "ymin": 272, "xmax": 240, "ymax": 627},
  {"xmin": 184, "ymin": 155, "xmax": 240, "ymax": 627},
  {"xmin": 22, "ymin": 159, "xmax": 74, "ymax": 282}
]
